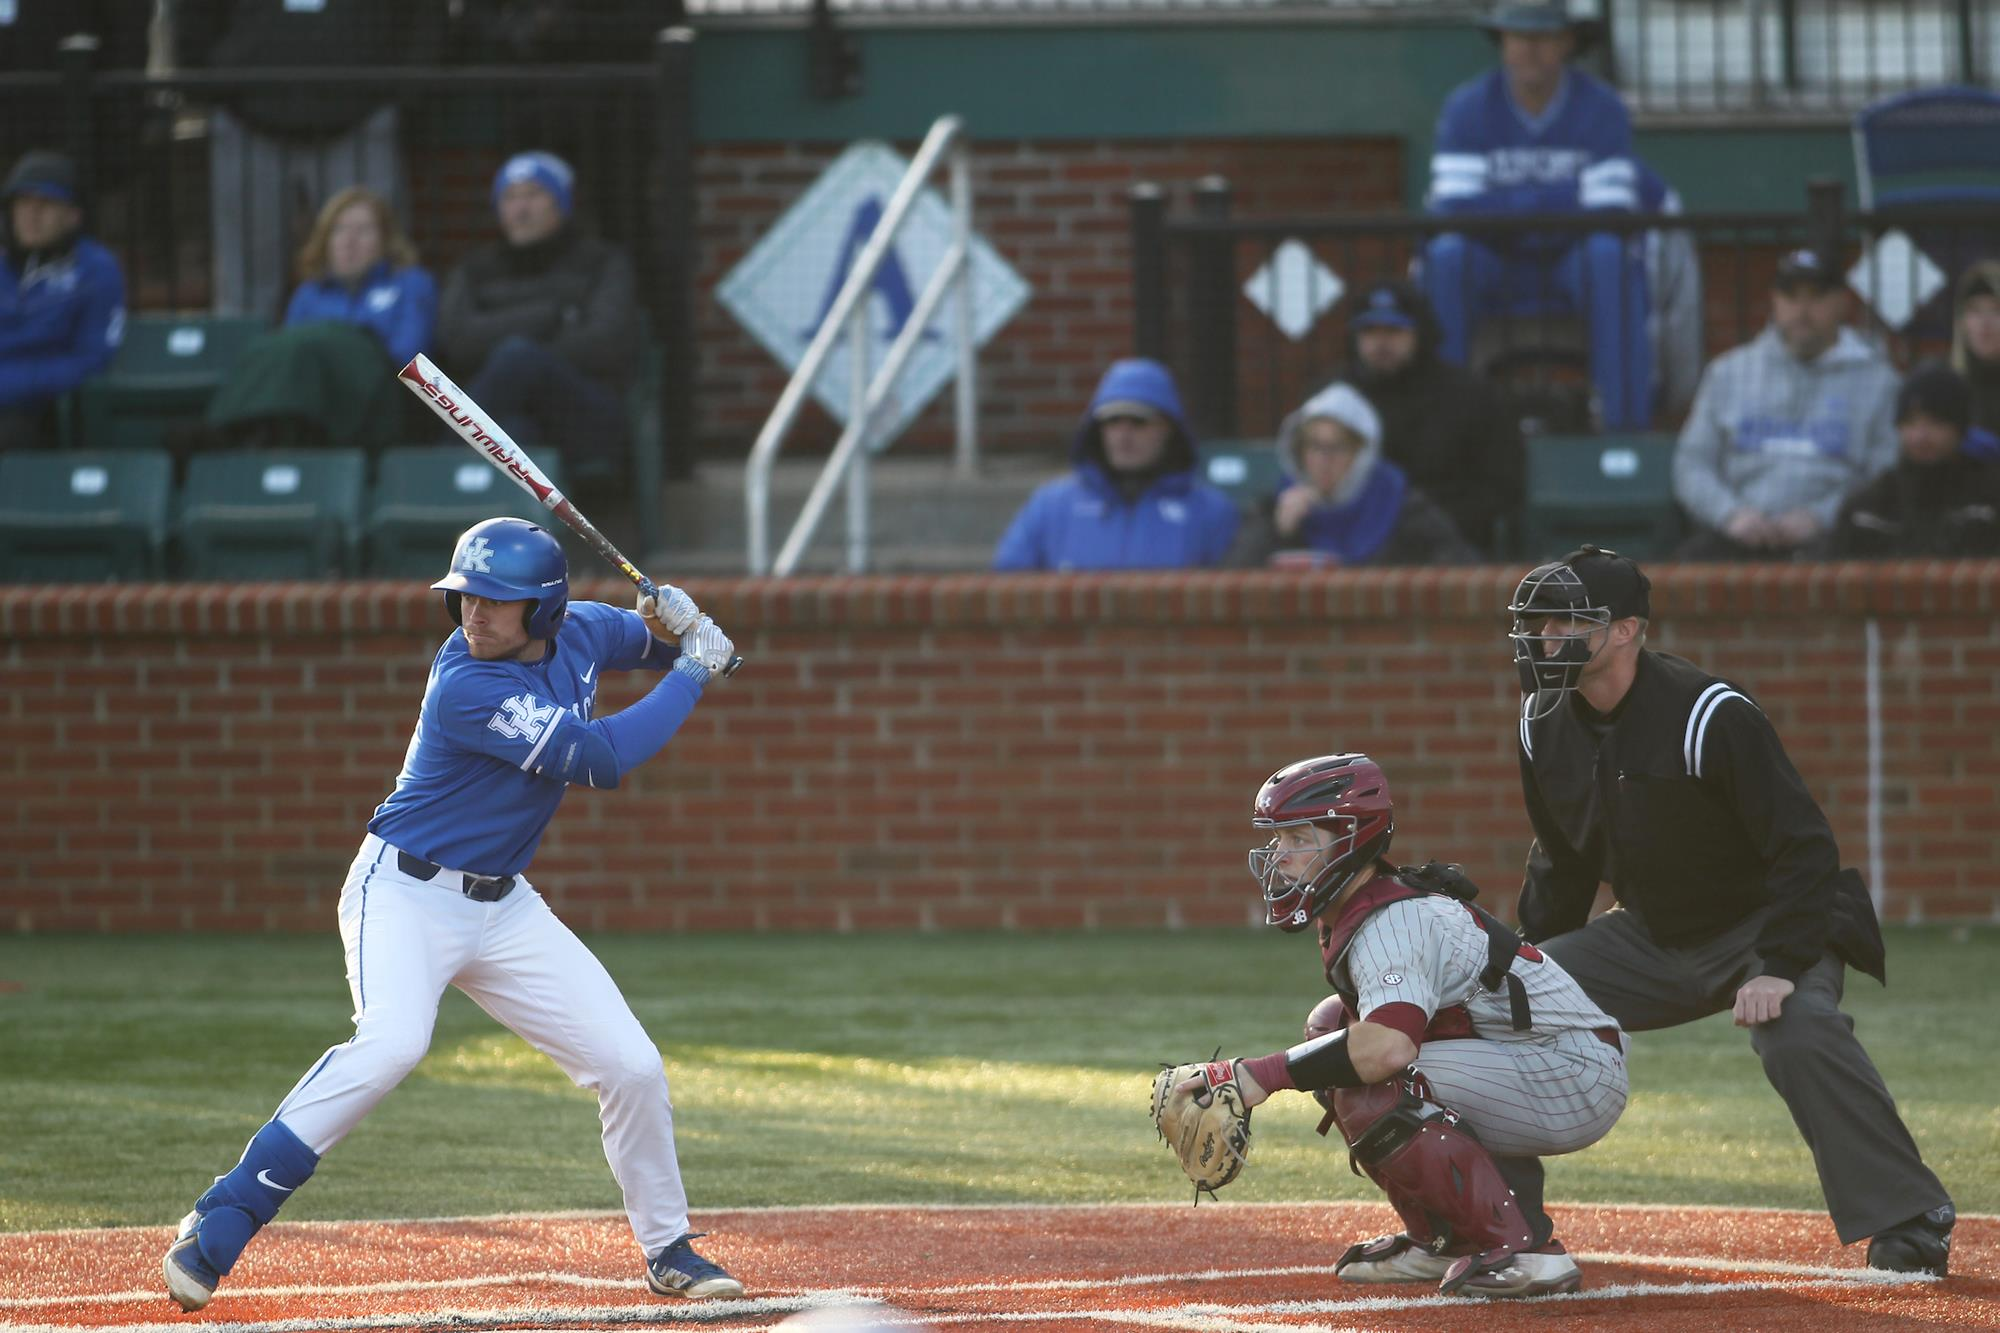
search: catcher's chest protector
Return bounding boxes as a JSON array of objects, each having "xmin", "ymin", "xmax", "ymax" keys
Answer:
[{"xmin": 1318, "ymin": 869, "xmax": 1537, "ymax": 1034}]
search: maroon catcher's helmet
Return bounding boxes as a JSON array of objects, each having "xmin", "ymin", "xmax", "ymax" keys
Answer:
[{"xmin": 1249, "ymin": 753, "xmax": 1395, "ymax": 932}]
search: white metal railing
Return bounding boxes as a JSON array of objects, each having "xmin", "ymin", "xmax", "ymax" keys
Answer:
[{"xmin": 744, "ymin": 114, "xmax": 978, "ymax": 577}]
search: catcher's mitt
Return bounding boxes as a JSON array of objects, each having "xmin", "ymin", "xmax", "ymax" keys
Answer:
[{"xmin": 1151, "ymin": 1059, "xmax": 1253, "ymax": 1199}]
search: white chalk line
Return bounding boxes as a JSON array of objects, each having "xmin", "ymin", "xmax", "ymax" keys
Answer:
[{"xmin": 0, "ymin": 1249, "xmax": 1934, "ymax": 1327}]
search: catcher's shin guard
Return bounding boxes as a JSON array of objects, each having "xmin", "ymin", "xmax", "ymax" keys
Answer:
[{"xmin": 1332, "ymin": 1077, "xmax": 1535, "ymax": 1260}]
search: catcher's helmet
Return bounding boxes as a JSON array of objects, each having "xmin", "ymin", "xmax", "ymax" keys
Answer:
[
  {"xmin": 1507, "ymin": 545, "xmax": 1649, "ymax": 720},
  {"xmin": 432, "ymin": 517, "xmax": 569, "ymax": 639},
  {"xmin": 1249, "ymin": 753, "xmax": 1395, "ymax": 932}
]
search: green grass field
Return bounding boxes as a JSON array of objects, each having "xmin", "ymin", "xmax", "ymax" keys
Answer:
[{"xmin": 1, "ymin": 927, "xmax": 1993, "ymax": 1233}]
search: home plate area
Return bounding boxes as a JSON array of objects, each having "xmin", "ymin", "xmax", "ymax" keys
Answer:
[{"xmin": 2, "ymin": 1203, "xmax": 1994, "ymax": 1332}]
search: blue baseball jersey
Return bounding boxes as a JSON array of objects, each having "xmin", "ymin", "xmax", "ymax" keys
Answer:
[
  {"xmin": 1428, "ymin": 67, "xmax": 1637, "ymax": 239},
  {"xmin": 369, "ymin": 600, "xmax": 678, "ymax": 876}
]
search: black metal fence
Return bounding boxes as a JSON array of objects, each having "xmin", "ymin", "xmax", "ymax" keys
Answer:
[
  {"xmin": 1130, "ymin": 177, "xmax": 2000, "ymax": 441},
  {"xmin": 0, "ymin": 33, "xmax": 700, "ymax": 476}
]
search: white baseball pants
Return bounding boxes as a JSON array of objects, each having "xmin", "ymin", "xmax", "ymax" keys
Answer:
[{"xmin": 270, "ymin": 833, "xmax": 691, "ymax": 1252}]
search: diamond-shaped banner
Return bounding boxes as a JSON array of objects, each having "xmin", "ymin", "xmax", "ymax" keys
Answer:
[
  {"xmin": 1849, "ymin": 229, "xmax": 1945, "ymax": 331},
  {"xmin": 1244, "ymin": 239, "xmax": 1344, "ymax": 342}
]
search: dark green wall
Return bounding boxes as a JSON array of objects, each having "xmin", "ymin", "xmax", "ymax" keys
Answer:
[{"xmin": 693, "ymin": 23, "xmax": 1852, "ymax": 212}]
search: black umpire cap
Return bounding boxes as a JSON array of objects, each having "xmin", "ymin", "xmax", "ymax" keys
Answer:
[{"xmin": 1562, "ymin": 545, "xmax": 1651, "ymax": 620}]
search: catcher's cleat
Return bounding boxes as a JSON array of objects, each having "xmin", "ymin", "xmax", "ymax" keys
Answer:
[
  {"xmin": 162, "ymin": 1211, "xmax": 220, "ymax": 1312},
  {"xmin": 646, "ymin": 1232, "xmax": 746, "ymax": 1300},
  {"xmin": 1866, "ymin": 1203, "xmax": 1954, "ymax": 1276},
  {"xmin": 1441, "ymin": 1240, "xmax": 1581, "ymax": 1299},
  {"xmin": 1335, "ymin": 1232, "xmax": 1452, "ymax": 1283}
]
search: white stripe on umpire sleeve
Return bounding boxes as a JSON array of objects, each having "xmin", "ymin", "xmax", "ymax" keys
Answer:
[
  {"xmin": 1683, "ymin": 683, "xmax": 1732, "ymax": 773},
  {"xmin": 1691, "ymin": 690, "xmax": 1753, "ymax": 779}
]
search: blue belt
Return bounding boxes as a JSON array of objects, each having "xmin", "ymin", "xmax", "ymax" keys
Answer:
[{"xmin": 397, "ymin": 849, "xmax": 516, "ymax": 903}]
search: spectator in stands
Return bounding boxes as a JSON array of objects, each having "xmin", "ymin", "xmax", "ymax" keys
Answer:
[
  {"xmin": 201, "ymin": 187, "xmax": 434, "ymax": 453},
  {"xmin": 1422, "ymin": 2, "xmax": 1652, "ymax": 430},
  {"xmin": 1672, "ymin": 249, "xmax": 1899, "ymax": 561},
  {"xmin": 437, "ymin": 151, "xmax": 639, "ymax": 493},
  {"xmin": 1229, "ymin": 382, "xmax": 1478, "ymax": 570},
  {"xmin": 1345, "ymin": 278, "xmax": 1521, "ymax": 557},
  {"xmin": 0, "ymin": 150, "xmax": 125, "ymax": 451},
  {"xmin": 1952, "ymin": 260, "xmax": 2000, "ymax": 437},
  {"xmin": 176, "ymin": 0, "xmax": 445, "ymax": 322},
  {"xmin": 1826, "ymin": 364, "xmax": 2000, "ymax": 560},
  {"xmin": 993, "ymin": 358, "xmax": 1238, "ymax": 572}
]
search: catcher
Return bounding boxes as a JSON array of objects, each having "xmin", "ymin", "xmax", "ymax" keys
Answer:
[{"xmin": 1154, "ymin": 753, "xmax": 1628, "ymax": 1299}]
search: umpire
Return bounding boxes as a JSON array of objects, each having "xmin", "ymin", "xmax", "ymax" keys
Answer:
[{"xmin": 1505, "ymin": 546, "xmax": 1954, "ymax": 1274}]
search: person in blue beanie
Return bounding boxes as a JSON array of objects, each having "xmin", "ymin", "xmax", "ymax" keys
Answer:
[
  {"xmin": 0, "ymin": 149, "xmax": 125, "ymax": 450},
  {"xmin": 993, "ymin": 358, "xmax": 1239, "ymax": 571},
  {"xmin": 436, "ymin": 150, "xmax": 640, "ymax": 494}
]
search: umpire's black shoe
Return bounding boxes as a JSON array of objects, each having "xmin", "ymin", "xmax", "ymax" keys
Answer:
[{"xmin": 1866, "ymin": 1203, "xmax": 1954, "ymax": 1276}]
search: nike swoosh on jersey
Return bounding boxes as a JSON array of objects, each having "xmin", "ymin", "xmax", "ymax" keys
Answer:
[
  {"xmin": 256, "ymin": 1169, "xmax": 295, "ymax": 1194},
  {"xmin": 581, "ymin": 662, "xmax": 596, "ymax": 683}
]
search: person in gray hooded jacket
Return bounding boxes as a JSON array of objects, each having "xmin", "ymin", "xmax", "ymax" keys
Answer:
[
  {"xmin": 1230, "ymin": 382, "xmax": 1479, "ymax": 569},
  {"xmin": 1672, "ymin": 250, "xmax": 1899, "ymax": 560}
]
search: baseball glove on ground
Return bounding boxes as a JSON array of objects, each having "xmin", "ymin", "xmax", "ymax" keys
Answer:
[{"xmin": 1151, "ymin": 1059, "xmax": 1253, "ymax": 1198}]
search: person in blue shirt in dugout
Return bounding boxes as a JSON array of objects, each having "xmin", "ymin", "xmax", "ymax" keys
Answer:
[
  {"xmin": 993, "ymin": 357, "xmax": 1239, "ymax": 571},
  {"xmin": 284, "ymin": 185, "xmax": 436, "ymax": 367},
  {"xmin": 202, "ymin": 186, "xmax": 436, "ymax": 452},
  {"xmin": 1422, "ymin": 2, "xmax": 1651, "ymax": 429},
  {"xmin": 0, "ymin": 149, "xmax": 125, "ymax": 450}
]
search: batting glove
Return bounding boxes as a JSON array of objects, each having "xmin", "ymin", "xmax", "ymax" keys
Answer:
[
  {"xmin": 676, "ymin": 615, "xmax": 736, "ymax": 675},
  {"xmin": 638, "ymin": 584, "xmax": 700, "ymax": 637}
]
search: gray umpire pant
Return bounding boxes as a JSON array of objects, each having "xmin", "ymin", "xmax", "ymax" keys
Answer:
[{"xmin": 1542, "ymin": 905, "xmax": 1949, "ymax": 1244}]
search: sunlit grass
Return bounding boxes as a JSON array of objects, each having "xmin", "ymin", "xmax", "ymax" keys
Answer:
[{"xmin": 0, "ymin": 928, "xmax": 1991, "ymax": 1230}]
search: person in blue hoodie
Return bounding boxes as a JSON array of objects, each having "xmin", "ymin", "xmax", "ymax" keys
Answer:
[
  {"xmin": 0, "ymin": 150, "xmax": 125, "ymax": 451},
  {"xmin": 202, "ymin": 186, "xmax": 435, "ymax": 453},
  {"xmin": 993, "ymin": 358, "xmax": 1239, "ymax": 571},
  {"xmin": 1230, "ymin": 382, "xmax": 1479, "ymax": 569}
]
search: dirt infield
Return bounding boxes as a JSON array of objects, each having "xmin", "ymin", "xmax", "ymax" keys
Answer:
[{"xmin": 2, "ymin": 1202, "xmax": 1993, "ymax": 1332}]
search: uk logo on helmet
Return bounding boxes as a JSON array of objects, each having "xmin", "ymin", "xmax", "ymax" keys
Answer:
[{"xmin": 459, "ymin": 537, "xmax": 494, "ymax": 573}]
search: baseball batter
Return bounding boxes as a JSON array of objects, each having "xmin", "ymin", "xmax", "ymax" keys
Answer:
[
  {"xmin": 162, "ymin": 517, "xmax": 745, "ymax": 1312},
  {"xmin": 1189, "ymin": 754, "xmax": 1627, "ymax": 1298}
]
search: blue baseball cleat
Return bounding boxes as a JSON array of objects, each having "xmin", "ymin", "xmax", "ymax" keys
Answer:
[
  {"xmin": 163, "ymin": 1211, "xmax": 221, "ymax": 1312},
  {"xmin": 645, "ymin": 1232, "xmax": 745, "ymax": 1299}
]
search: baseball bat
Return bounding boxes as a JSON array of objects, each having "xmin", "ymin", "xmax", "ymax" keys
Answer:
[{"xmin": 397, "ymin": 352, "xmax": 742, "ymax": 678}]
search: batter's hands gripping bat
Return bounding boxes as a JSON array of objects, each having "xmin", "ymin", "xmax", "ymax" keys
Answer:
[{"xmin": 398, "ymin": 353, "xmax": 743, "ymax": 678}]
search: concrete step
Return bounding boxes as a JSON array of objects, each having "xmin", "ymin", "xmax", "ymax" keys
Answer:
[{"xmin": 647, "ymin": 454, "xmax": 1060, "ymax": 576}]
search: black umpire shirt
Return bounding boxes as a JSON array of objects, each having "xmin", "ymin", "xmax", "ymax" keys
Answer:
[{"xmin": 1516, "ymin": 649, "xmax": 1884, "ymax": 984}]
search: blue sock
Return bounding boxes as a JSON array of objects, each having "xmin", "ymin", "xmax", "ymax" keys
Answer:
[{"xmin": 191, "ymin": 1119, "xmax": 319, "ymax": 1276}]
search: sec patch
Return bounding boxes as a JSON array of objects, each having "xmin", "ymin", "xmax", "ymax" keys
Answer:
[{"xmin": 1382, "ymin": 971, "xmax": 1404, "ymax": 985}]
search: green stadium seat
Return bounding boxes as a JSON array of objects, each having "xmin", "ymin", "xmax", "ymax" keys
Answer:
[
  {"xmin": 1200, "ymin": 439, "xmax": 1285, "ymax": 507},
  {"xmin": 1520, "ymin": 432, "xmax": 1682, "ymax": 563},
  {"xmin": 0, "ymin": 449, "xmax": 174, "ymax": 582},
  {"xmin": 366, "ymin": 446, "xmax": 565, "ymax": 579},
  {"xmin": 177, "ymin": 448, "xmax": 367, "ymax": 580},
  {"xmin": 627, "ymin": 338, "xmax": 665, "ymax": 559},
  {"xmin": 76, "ymin": 314, "xmax": 265, "ymax": 453}
]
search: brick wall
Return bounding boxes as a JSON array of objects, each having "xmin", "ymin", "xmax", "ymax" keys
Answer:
[
  {"xmin": 5, "ymin": 564, "xmax": 1997, "ymax": 934},
  {"xmin": 693, "ymin": 137, "xmax": 1405, "ymax": 458}
]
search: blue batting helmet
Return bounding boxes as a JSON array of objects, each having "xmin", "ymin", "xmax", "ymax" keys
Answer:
[{"xmin": 432, "ymin": 517, "xmax": 569, "ymax": 639}]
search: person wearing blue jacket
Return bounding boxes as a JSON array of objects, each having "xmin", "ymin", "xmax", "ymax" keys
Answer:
[
  {"xmin": 0, "ymin": 150, "xmax": 125, "ymax": 450},
  {"xmin": 284, "ymin": 185, "xmax": 437, "ymax": 367},
  {"xmin": 1421, "ymin": 2, "xmax": 1652, "ymax": 429},
  {"xmin": 993, "ymin": 358, "xmax": 1239, "ymax": 571},
  {"xmin": 202, "ymin": 186, "xmax": 435, "ymax": 453}
]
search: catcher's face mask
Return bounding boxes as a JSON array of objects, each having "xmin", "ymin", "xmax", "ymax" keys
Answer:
[
  {"xmin": 1249, "ymin": 754, "xmax": 1395, "ymax": 933},
  {"xmin": 1508, "ymin": 560, "xmax": 1612, "ymax": 721}
]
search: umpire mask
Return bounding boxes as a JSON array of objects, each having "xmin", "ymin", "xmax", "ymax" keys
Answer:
[{"xmin": 1508, "ymin": 546, "xmax": 1648, "ymax": 720}]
